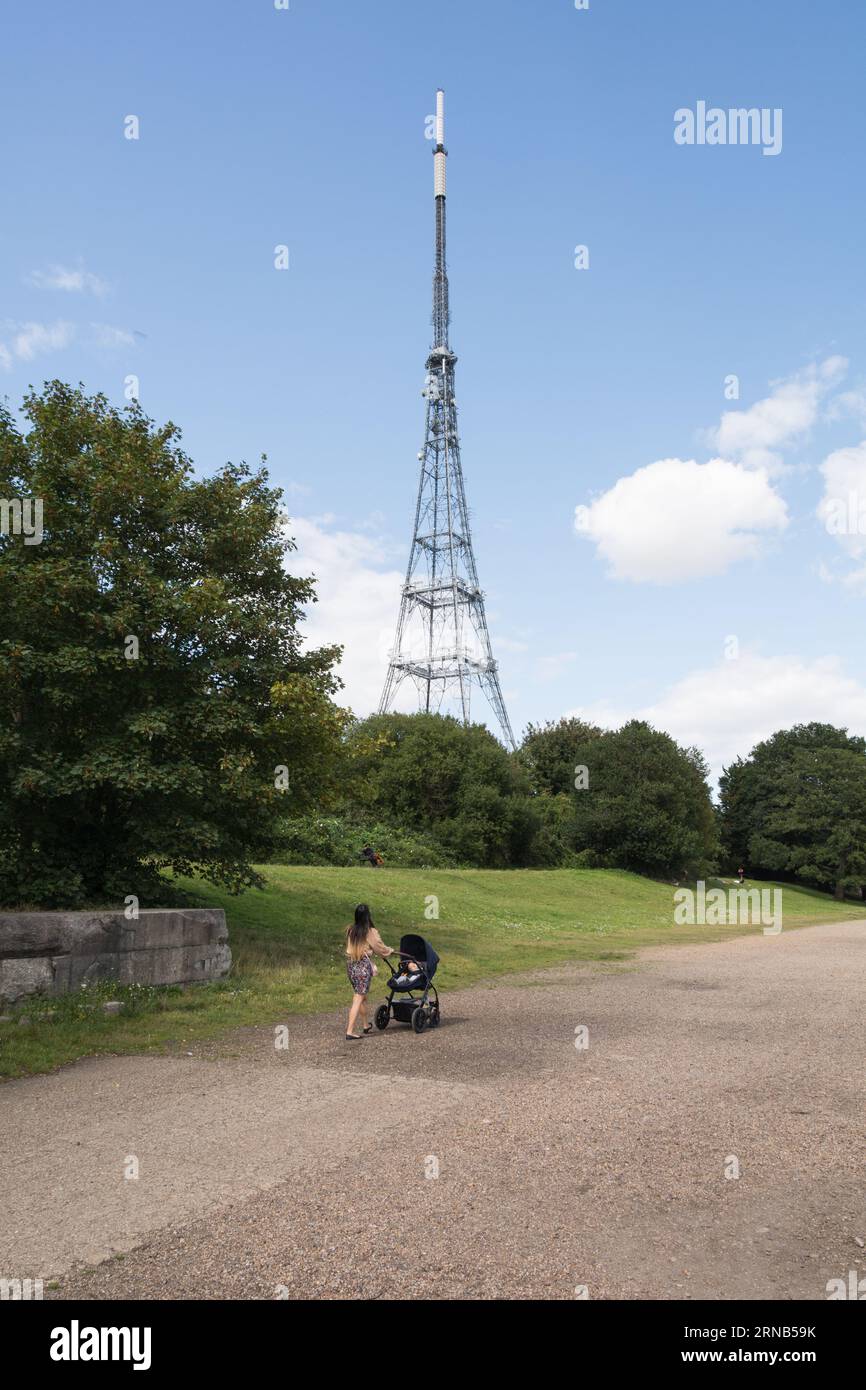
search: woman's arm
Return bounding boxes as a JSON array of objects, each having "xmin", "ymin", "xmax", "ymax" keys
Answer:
[{"xmin": 368, "ymin": 928, "xmax": 394, "ymax": 957}]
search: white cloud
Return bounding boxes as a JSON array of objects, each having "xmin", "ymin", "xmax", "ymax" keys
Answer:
[
  {"xmin": 90, "ymin": 322, "xmax": 135, "ymax": 348},
  {"xmin": 27, "ymin": 263, "xmax": 109, "ymax": 297},
  {"xmin": 573, "ymin": 359, "xmax": 852, "ymax": 584},
  {"xmin": 825, "ymin": 387, "xmax": 866, "ymax": 428},
  {"xmin": 0, "ymin": 319, "xmax": 75, "ymax": 370},
  {"xmin": 569, "ymin": 650, "xmax": 866, "ymax": 787},
  {"xmin": 284, "ymin": 515, "xmax": 405, "ymax": 716},
  {"xmin": 815, "ymin": 439, "xmax": 866, "ymax": 582},
  {"xmin": 0, "ymin": 318, "xmax": 137, "ymax": 370},
  {"xmin": 574, "ymin": 456, "xmax": 787, "ymax": 583},
  {"xmin": 711, "ymin": 357, "xmax": 847, "ymax": 471}
]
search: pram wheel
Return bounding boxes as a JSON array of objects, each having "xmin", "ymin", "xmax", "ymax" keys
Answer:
[
  {"xmin": 412, "ymin": 1004, "xmax": 429, "ymax": 1034},
  {"xmin": 374, "ymin": 1003, "xmax": 390, "ymax": 1031}
]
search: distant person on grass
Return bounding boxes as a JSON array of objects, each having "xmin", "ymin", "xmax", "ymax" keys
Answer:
[{"xmin": 344, "ymin": 903, "xmax": 394, "ymax": 1041}]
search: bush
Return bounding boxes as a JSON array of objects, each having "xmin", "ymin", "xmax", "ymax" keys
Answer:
[{"xmin": 272, "ymin": 815, "xmax": 456, "ymax": 868}]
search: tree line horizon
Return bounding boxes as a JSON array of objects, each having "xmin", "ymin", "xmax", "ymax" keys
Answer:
[{"xmin": 2, "ymin": 383, "xmax": 863, "ymax": 908}]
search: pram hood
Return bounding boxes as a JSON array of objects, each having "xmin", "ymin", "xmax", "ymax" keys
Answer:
[{"xmin": 398, "ymin": 933, "xmax": 439, "ymax": 981}]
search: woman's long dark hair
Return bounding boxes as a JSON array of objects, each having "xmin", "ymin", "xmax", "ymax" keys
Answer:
[{"xmin": 346, "ymin": 903, "xmax": 375, "ymax": 960}]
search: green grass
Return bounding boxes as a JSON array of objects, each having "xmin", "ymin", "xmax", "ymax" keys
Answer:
[{"xmin": 1, "ymin": 867, "xmax": 863, "ymax": 1078}]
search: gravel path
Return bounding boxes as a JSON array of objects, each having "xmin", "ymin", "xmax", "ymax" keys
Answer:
[{"xmin": 3, "ymin": 919, "xmax": 865, "ymax": 1300}]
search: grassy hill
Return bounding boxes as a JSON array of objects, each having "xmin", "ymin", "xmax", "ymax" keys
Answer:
[{"xmin": 1, "ymin": 867, "xmax": 863, "ymax": 1077}]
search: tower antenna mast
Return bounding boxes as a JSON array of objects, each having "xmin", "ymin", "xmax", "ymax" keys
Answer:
[{"xmin": 379, "ymin": 91, "xmax": 515, "ymax": 749}]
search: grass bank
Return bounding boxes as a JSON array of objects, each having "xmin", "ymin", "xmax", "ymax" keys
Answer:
[{"xmin": 1, "ymin": 868, "xmax": 862, "ymax": 1078}]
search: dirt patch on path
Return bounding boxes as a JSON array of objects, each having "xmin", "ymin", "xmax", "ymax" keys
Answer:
[{"xmin": 3, "ymin": 920, "xmax": 865, "ymax": 1299}]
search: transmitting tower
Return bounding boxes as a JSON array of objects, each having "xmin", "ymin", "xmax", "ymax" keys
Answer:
[{"xmin": 378, "ymin": 90, "xmax": 515, "ymax": 749}]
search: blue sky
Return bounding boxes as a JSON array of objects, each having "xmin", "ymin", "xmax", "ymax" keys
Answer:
[{"xmin": 4, "ymin": 0, "xmax": 866, "ymax": 781}]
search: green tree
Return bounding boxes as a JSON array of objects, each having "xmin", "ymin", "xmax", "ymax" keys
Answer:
[
  {"xmin": 519, "ymin": 716, "xmax": 602, "ymax": 796},
  {"xmin": 345, "ymin": 712, "xmax": 534, "ymax": 867},
  {"xmin": 569, "ymin": 720, "xmax": 718, "ymax": 877},
  {"xmin": 0, "ymin": 382, "xmax": 344, "ymax": 907},
  {"xmin": 719, "ymin": 724, "xmax": 866, "ymax": 897}
]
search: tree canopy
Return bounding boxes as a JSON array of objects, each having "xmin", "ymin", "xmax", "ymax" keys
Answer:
[
  {"xmin": 303, "ymin": 712, "xmax": 718, "ymax": 877},
  {"xmin": 519, "ymin": 716, "xmax": 602, "ymax": 795},
  {"xmin": 571, "ymin": 721, "xmax": 718, "ymax": 876},
  {"xmin": 345, "ymin": 711, "xmax": 536, "ymax": 867},
  {"xmin": 719, "ymin": 723, "xmax": 866, "ymax": 898},
  {"xmin": 0, "ymin": 382, "xmax": 345, "ymax": 906}
]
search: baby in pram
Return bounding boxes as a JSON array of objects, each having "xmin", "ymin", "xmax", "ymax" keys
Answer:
[{"xmin": 392, "ymin": 954, "xmax": 424, "ymax": 987}]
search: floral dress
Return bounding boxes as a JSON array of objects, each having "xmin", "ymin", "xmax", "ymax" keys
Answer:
[
  {"xmin": 345, "ymin": 925, "xmax": 387, "ymax": 995},
  {"xmin": 346, "ymin": 955, "xmax": 374, "ymax": 995}
]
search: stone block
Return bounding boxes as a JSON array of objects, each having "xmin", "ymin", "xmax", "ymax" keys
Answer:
[{"xmin": 0, "ymin": 909, "xmax": 231, "ymax": 1002}]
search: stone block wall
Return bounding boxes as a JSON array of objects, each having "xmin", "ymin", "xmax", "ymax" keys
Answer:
[{"xmin": 0, "ymin": 909, "xmax": 231, "ymax": 1002}]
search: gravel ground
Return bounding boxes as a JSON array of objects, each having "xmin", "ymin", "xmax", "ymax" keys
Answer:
[{"xmin": 3, "ymin": 919, "xmax": 865, "ymax": 1300}]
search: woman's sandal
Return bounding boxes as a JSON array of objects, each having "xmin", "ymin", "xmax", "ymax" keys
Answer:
[
  {"xmin": 362, "ymin": 1025, "xmax": 373, "ymax": 1034},
  {"xmin": 345, "ymin": 1032, "xmax": 362, "ymax": 1041}
]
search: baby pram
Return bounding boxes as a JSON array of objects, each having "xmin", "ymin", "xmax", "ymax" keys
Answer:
[{"xmin": 374, "ymin": 933, "xmax": 440, "ymax": 1034}]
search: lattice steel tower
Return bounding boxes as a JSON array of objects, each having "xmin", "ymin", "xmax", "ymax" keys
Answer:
[{"xmin": 379, "ymin": 90, "xmax": 515, "ymax": 749}]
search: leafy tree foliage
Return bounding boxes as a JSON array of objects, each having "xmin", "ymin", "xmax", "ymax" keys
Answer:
[
  {"xmin": 0, "ymin": 383, "xmax": 344, "ymax": 907},
  {"xmin": 719, "ymin": 723, "xmax": 866, "ymax": 897},
  {"xmin": 519, "ymin": 716, "xmax": 602, "ymax": 795},
  {"xmin": 344, "ymin": 712, "xmax": 536, "ymax": 867},
  {"xmin": 565, "ymin": 720, "xmax": 718, "ymax": 877},
  {"xmin": 327, "ymin": 712, "xmax": 716, "ymax": 877}
]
